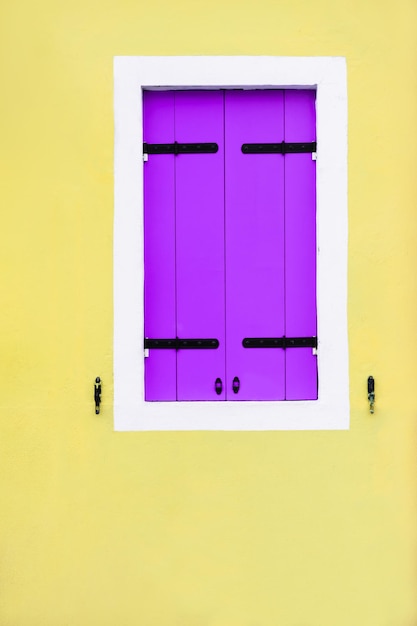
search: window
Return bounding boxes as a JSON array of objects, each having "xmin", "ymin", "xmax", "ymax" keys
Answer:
[
  {"xmin": 144, "ymin": 89, "xmax": 317, "ymax": 402},
  {"xmin": 114, "ymin": 56, "xmax": 349, "ymax": 430}
]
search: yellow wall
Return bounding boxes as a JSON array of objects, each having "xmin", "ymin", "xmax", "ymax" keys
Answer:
[{"xmin": 1, "ymin": 1, "xmax": 417, "ymax": 624}]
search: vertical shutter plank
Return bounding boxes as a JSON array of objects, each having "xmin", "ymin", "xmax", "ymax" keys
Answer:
[
  {"xmin": 143, "ymin": 91, "xmax": 177, "ymax": 401},
  {"xmin": 284, "ymin": 90, "xmax": 318, "ymax": 400},
  {"xmin": 175, "ymin": 91, "xmax": 226, "ymax": 401},
  {"xmin": 225, "ymin": 90, "xmax": 285, "ymax": 401}
]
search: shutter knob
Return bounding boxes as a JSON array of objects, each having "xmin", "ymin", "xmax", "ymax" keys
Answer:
[{"xmin": 232, "ymin": 377, "xmax": 240, "ymax": 394}]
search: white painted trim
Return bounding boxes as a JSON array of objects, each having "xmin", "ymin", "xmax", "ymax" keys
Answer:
[{"xmin": 114, "ymin": 56, "xmax": 349, "ymax": 431}]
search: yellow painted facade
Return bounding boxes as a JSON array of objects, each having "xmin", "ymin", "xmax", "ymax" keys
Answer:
[{"xmin": 1, "ymin": 0, "xmax": 417, "ymax": 624}]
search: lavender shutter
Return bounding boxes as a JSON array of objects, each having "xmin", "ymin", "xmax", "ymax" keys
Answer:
[
  {"xmin": 143, "ymin": 91, "xmax": 225, "ymax": 401},
  {"xmin": 143, "ymin": 91, "xmax": 177, "ymax": 401},
  {"xmin": 175, "ymin": 91, "xmax": 226, "ymax": 401},
  {"xmin": 225, "ymin": 90, "xmax": 286, "ymax": 400},
  {"xmin": 143, "ymin": 89, "xmax": 317, "ymax": 403},
  {"xmin": 284, "ymin": 90, "xmax": 318, "ymax": 400}
]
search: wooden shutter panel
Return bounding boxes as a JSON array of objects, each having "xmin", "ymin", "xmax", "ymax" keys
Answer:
[
  {"xmin": 144, "ymin": 90, "xmax": 226, "ymax": 401},
  {"xmin": 143, "ymin": 91, "xmax": 177, "ymax": 401},
  {"xmin": 224, "ymin": 90, "xmax": 286, "ymax": 400},
  {"xmin": 284, "ymin": 90, "xmax": 318, "ymax": 400},
  {"xmin": 143, "ymin": 89, "xmax": 317, "ymax": 403},
  {"xmin": 175, "ymin": 91, "xmax": 226, "ymax": 400}
]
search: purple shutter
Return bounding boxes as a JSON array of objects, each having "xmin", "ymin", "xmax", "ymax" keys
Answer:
[
  {"xmin": 144, "ymin": 91, "xmax": 225, "ymax": 401},
  {"xmin": 144, "ymin": 89, "xmax": 317, "ymax": 403},
  {"xmin": 225, "ymin": 90, "xmax": 286, "ymax": 400},
  {"xmin": 143, "ymin": 91, "xmax": 176, "ymax": 401},
  {"xmin": 284, "ymin": 90, "xmax": 318, "ymax": 400},
  {"xmin": 175, "ymin": 91, "xmax": 226, "ymax": 401}
]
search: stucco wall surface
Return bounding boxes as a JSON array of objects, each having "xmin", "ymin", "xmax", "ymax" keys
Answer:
[{"xmin": 1, "ymin": 1, "xmax": 417, "ymax": 625}]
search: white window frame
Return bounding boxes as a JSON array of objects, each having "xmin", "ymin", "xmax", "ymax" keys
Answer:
[{"xmin": 114, "ymin": 56, "xmax": 349, "ymax": 431}]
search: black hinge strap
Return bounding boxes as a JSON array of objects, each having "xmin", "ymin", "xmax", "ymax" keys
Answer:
[
  {"xmin": 242, "ymin": 337, "xmax": 317, "ymax": 349},
  {"xmin": 242, "ymin": 142, "xmax": 316, "ymax": 154},
  {"xmin": 145, "ymin": 338, "xmax": 219, "ymax": 350},
  {"xmin": 143, "ymin": 142, "xmax": 218, "ymax": 155}
]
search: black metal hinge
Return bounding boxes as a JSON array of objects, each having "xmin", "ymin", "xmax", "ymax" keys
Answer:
[
  {"xmin": 242, "ymin": 337, "xmax": 317, "ymax": 349},
  {"xmin": 143, "ymin": 142, "xmax": 218, "ymax": 155},
  {"xmin": 242, "ymin": 142, "xmax": 316, "ymax": 154},
  {"xmin": 145, "ymin": 338, "xmax": 219, "ymax": 350}
]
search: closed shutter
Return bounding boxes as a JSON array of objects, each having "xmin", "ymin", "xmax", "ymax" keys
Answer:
[
  {"xmin": 143, "ymin": 91, "xmax": 176, "ymax": 401},
  {"xmin": 143, "ymin": 89, "xmax": 317, "ymax": 402},
  {"xmin": 225, "ymin": 90, "xmax": 285, "ymax": 400},
  {"xmin": 284, "ymin": 90, "xmax": 317, "ymax": 400},
  {"xmin": 175, "ymin": 91, "xmax": 226, "ymax": 401}
]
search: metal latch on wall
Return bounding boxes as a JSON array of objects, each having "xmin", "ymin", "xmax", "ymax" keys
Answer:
[
  {"xmin": 94, "ymin": 377, "xmax": 101, "ymax": 414},
  {"xmin": 367, "ymin": 376, "xmax": 375, "ymax": 414}
]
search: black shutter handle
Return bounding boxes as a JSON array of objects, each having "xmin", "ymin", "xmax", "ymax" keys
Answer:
[
  {"xmin": 215, "ymin": 378, "xmax": 223, "ymax": 395},
  {"xmin": 232, "ymin": 377, "xmax": 240, "ymax": 394}
]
